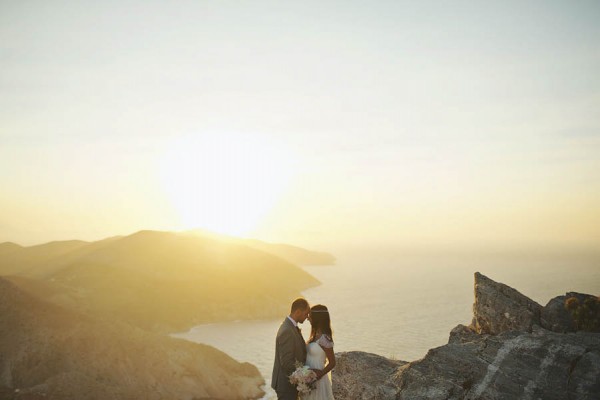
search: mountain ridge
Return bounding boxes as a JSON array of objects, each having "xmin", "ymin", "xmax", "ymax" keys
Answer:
[
  {"xmin": 185, "ymin": 229, "xmax": 336, "ymax": 265},
  {"xmin": 0, "ymin": 229, "xmax": 323, "ymax": 333}
]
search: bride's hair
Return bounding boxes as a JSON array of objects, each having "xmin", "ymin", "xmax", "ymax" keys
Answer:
[{"xmin": 308, "ymin": 304, "xmax": 333, "ymax": 343}]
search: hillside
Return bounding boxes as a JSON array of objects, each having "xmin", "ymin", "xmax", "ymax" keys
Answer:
[
  {"xmin": 241, "ymin": 239, "xmax": 335, "ymax": 266},
  {"xmin": 0, "ymin": 242, "xmax": 22, "ymax": 256},
  {"xmin": 0, "ymin": 239, "xmax": 90, "ymax": 276},
  {"xmin": 0, "ymin": 277, "xmax": 264, "ymax": 400},
  {"xmin": 186, "ymin": 229, "xmax": 336, "ymax": 265},
  {"xmin": 0, "ymin": 230, "xmax": 321, "ymax": 333}
]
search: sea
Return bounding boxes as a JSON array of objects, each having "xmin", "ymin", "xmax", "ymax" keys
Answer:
[{"xmin": 172, "ymin": 252, "xmax": 600, "ymax": 399}]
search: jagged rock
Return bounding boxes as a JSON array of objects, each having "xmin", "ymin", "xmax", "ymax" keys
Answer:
[
  {"xmin": 471, "ymin": 272, "xmax": 542, "ymax": 334},
  {"xmin": 396, "ymin": 327, "xmax": 600, "ymax": 400},
  {"xmin": 332, "ymin": 351, "xmax": 406, "ymax": 400},
  {"xmin": 542, "ymin": 294, "xmax": 579, "ymax": 332},
  {"xmin": 333, "ymin": 273, "xmax": 600, "ymax": 400},
  {"xmin": 542, "ymin": 293, "xmax": 600, "ymax": 333},
  {"xmin": 448, "ymin": 324, "xmax": 479, "ymax": 344}
]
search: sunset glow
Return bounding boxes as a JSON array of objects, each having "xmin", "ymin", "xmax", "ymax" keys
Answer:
[
  {"xmin": 0, "ymin": 1, "xmax": 598, "ymax": 252},
  {"xmin": 160, "ymin": 133, "xmax": 296, "ymax": 236}
]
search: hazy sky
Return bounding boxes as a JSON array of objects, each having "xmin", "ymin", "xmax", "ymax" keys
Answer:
[{"xmin": 1, "ymin": 1, "xmax": 599, "ymax": 251}]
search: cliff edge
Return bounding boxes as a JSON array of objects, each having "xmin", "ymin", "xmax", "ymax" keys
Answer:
[{"xmin": 332, "ymin": 272, "xmax": 600, "ymax": 400}]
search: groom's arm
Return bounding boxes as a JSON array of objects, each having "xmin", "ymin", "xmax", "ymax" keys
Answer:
[{"xmin": 277, "ymin": 328, "xmax": 297, "ymax": 377}]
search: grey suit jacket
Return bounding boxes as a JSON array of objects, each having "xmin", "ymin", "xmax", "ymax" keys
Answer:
[{"xmin": 271, "ymin": 317, "xmax": 307, "ymax": 396}]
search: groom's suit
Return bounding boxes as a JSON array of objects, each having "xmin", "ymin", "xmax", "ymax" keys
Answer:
[{"xmin": 272, "ymin": 317, "xmax": 307, "ymax": 400}]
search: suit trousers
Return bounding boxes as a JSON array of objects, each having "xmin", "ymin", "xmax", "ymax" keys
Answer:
[{"xmin": 276, "ymin": 388, "xmax": 298, "ymax": 400}]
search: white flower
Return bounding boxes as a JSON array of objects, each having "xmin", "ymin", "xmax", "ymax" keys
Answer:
[{"xmin": 289, "ymin": 362, "xmax": 317, "ymax": 394}]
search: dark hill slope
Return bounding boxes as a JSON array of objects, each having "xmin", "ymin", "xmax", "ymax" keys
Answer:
[{"xmin": 0, "ymin": 277, "xmax": 265, "ymax": 400}]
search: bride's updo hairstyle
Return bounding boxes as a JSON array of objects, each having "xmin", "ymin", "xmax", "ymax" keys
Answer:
[{"xmin": 309, "ymin": 304, "xmax": 333, "ymax": 343}]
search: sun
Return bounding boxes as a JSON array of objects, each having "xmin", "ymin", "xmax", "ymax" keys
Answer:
[{"xmin": 160, "ymin": 132, "xmax": 295, "ymax": 236}]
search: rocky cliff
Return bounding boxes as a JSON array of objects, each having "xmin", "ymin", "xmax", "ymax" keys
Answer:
[
  {"xmin": 0, "ymin": 278, "xmax": 265, "ymax": 400},
  {"xmin": 332, "ymin": 272, "xmax": 600, "ymax": 400}
]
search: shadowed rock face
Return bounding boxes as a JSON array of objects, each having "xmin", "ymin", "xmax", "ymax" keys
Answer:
[
  {"xmin": 397, "ymin": 327, "xmax": 600, "ymax": 400},
  {"xmin": 542, "ymin": 292, "xmax": 600, "ymax": 333},
  {"xmin": 332, "ymin": 273, "xmax": 600, "ymax": 400},
  {"xmin": 332, "ymin": 352, "xmax": 407, "ymax": 400},
  {"xmin": 0, "ymin": 278, "xmax": 265, "ymax": 400}
]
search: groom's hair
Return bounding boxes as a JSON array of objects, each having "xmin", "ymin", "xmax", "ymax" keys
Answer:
[{"xmin": 290, "ymin": 298, "xmax": 309, "ymax": 313}]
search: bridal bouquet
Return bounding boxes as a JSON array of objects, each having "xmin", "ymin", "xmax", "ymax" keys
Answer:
[{"xmin": 289, "ymin": 361, "xmax": 317, "ymax": 395}]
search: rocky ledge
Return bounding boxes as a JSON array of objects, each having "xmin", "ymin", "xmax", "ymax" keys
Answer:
[{"xmin": 332, "ymin": 272, "xmax": 600, "ymax": 400}]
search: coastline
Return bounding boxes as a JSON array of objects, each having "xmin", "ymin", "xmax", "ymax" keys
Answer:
[{"xmin": 174, "ymin": 260, "xmax": 599, "ymax": 399}]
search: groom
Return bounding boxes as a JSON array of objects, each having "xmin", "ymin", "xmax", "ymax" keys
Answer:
[{"xmin": 272, "ymin": 298, "xmax": 310, "ymax": 400}]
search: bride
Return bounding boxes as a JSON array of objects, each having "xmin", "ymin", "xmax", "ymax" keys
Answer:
[{"xmin": 304, "ymin": 304, "xmax": 336, "ymax": 400}]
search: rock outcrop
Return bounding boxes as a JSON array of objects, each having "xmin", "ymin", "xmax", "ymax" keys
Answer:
[
  {"xmin": 332, "ymin": 273, "xmax": 600, "ymax": 400},
  {"xmin": 471, "ymin": 272, "xmax": 542, "ymax": 334},
  {"xmin": 396, "ymin": 327, "xmax": 600, "ymax": 400},
  {"xmin": 0, "ymin": 278, "xmax": 265, "ymax": 400},
  {"xmin": 542, "ymin": 292, "xmax": 600, "ymax": 333},
  {"xmin": 332, "ymin": 352, "xmax": 407, "ymax": 400}
]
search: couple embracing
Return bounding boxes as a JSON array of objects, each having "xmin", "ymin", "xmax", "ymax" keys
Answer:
[{"xmin": 271, "ymin": 298, "xmax": 336, "ymax": 400}]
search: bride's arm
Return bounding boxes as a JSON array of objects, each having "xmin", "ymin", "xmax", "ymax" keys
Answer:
[{"xmin": 318, "ymin": 347, "xmax": 336, "ymax": 379}]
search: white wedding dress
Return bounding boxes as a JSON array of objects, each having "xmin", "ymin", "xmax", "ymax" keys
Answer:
[{"xmin": 302, "ymin": 335, "xmax": 335, "ymax": 400}]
